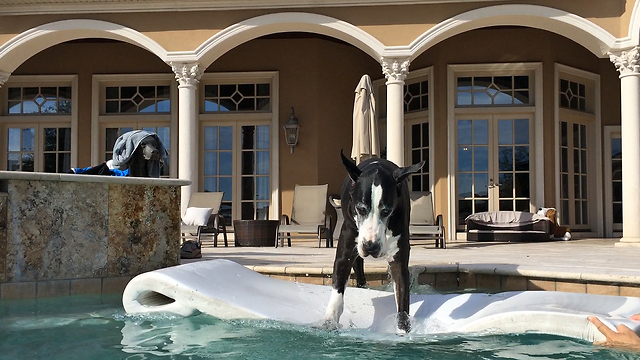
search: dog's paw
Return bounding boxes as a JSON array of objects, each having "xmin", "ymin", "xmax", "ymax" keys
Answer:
[
  {"xmin": 313, "ymin": 319, "xmax": 342, "ymax": 331},
  {"xmin": 396, "ymin": 312, "xmax": 411, "ymax": 334}
]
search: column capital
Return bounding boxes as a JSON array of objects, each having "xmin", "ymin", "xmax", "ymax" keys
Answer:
[
  {"xmin": 381, "ymin": 57, "xmax": 410, "ymax": 84},
  {"xmin": 0, "ymin": 71, "xmax": 10, "ymax": 88},
  {"xmin": 609, "ymin": 47, "xmax": 640, "ymax": 77},
  {"xmin": 171, "ymin": 62, "xmax": 203, "ymax": 87}
]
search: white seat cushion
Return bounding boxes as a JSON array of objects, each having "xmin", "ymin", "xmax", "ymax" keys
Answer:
[{"xmin": 182, "ymin": 207, "xmax": 213, "ymax": 226}]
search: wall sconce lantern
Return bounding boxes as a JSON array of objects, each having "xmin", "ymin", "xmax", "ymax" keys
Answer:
[{"xmin": 283, "ymin": 106, "xmax": 300, "ymax": 153}]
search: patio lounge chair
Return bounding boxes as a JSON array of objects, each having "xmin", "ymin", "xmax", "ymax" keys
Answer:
[
  {"xmin": 409, "ymin": 192, "xmax": 446, "ymax": 248},
  {"xmin": 277, "ymin": 184, "xmax": 330, "ymax": 247},
  {"xmin": 181, "ymin": 192, "xmax": 228, "ymax": 247}
]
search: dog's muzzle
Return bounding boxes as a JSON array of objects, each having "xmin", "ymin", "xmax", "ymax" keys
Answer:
[
  {"xmin": 360, "ymin": 240, "xmax": 381, "ymax": 258},
  {"xmin": 143, "ymin": 149, "xmax": 160, "ymax": 161}
]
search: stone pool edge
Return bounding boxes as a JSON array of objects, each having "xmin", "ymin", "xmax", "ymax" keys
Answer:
[{"xmin": 4, "ymin": 263, "xmax": 640, "ymax": 300}]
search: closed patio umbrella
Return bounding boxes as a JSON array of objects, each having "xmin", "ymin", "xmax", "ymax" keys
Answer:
[{"xmin": 351, "ymin": 74, "xmax": 379, "ymax": 165}]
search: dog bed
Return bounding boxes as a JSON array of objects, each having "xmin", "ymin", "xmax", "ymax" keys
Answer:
[{"xmin": 465, "ymin": 211, "xmax": 552, "ymax": 242}]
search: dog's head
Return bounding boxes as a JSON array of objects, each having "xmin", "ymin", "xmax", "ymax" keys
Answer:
[
  {"xmin": 341, "ymin": 151, "xmax": 424, "ymax": 260},
  {"xmin": 537, "ymin": 207, "xmax": 558, "ymax": 224},
  {"xmin": 138, "ymin": 136, "xmax": 160, "ymax": 161}
]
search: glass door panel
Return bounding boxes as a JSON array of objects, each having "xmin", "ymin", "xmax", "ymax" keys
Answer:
[
  {"xmin": 559, "ymin": 120, "xmax": 590, "ymax": 229},
  {"xmin": 240, "ymin": 125, "xmax": 270, "ymax": 220},
  {"xmin": 497, "ymin": 117, "xmax": 530, "ymax": 211},
  {"xmin": 43, "ymin": 127, "xmax": 71, "ymax": 173},
  {"xmin": 456, "ymin": 115, "xmax": 532, "ymax": 229},
  {"xmin": 611, "ymin": 136, "xmax": 622, "ymax": 229},
  {"xmin": 457, "ymin": 118, "xmax": 489, "ymax": 225},
  {"xmin": 6, "ymin": 127, "xmax": 35, "ymax": 171},
  {"xmin": 406, "ymin": 120, "xmax": 430, "ymax": 191},
  {"xmin": 204, "ymin": 125, "xmax": 233, "ymax": 225}
]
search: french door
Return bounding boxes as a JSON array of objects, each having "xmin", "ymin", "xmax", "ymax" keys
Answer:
[
  {"xmin": 604, "ymin": 127, "xmax": 622, "ymax": 236},
  {"xmin": 201, "ymin": 121, "xmax": 271, "ymax": 225},
  {"xmin": 1, "ymin": 122, "xmax": 71, "ymax": 173},
  {"xmin": 456, "ymin": 114, "xmax": 532, "ymax": 230}
]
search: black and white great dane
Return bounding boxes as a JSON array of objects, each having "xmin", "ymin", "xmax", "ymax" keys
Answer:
[{"xmin": 323, "ymin": 152, "xmax": 424, "ymax": 333}]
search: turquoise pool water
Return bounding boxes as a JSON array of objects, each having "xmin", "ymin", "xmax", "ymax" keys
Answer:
[{"xmin": 0, "ymin": 295, "xmax": 637, "ymax": 360}]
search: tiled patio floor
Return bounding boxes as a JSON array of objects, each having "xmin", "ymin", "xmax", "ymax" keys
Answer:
[{"xmin": 184, "ymin": 238, "xmax": 640, "ymax": 295}]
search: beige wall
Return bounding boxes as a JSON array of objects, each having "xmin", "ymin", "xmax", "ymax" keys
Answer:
[
  {"xmin": 411, "ymin": 26, "xmax": 621, "ymax": 225},
  {"xmin": 0, "ymin": 0, "xmax": 633, "ymax": 56},
  {"xmin": 13, "ymin": 41, "xmax": 171, "ymax": 166},
  {"xmin": 3, "ymin": 25, "xmax": 624, "ymax": 228},
  {"xmin": 210, "ymin": 36, "xmax": 381, "ymax": 214}
]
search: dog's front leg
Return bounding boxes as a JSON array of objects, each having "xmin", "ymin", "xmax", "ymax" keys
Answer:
[
  {"xmin": 323, "ymin": 229, "xmax": 359, "ymax": 328},
  {"xmin": 389, "ymin": 256, "xmax": 411, "ymax": 333}
]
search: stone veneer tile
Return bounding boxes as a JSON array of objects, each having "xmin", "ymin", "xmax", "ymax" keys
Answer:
[
  {"xmin": 458, "ymin": 273, "xmax": 476, "ymax": 289},
  {"xmin": 107, "ymin": 184, "xmax": 181, "ymax": 276},
  {"xmin": 435, "ymin": 273, "xmax": 458, "ymax": 291},
  {"xmin": 620, "ymin": 286, "xmax": 640, "ymax": 297},
  {"xmin": 269, "ymin": 274, "xmax": 295, "ymax": 282},
  {"xmin": 0, "ymin": 194, "xmax": 6, "ymax": 283},
  {"xmin": 586, "ymin": 284, "xmax": 619, "ymax": 296},
  {"xmin": 501, "ymin": 276, "xmax": 528, "ymax": 291},
  {"xmin": 70, "ymin": 278, "xmax": 102, "ymax": 295},
  {"xmin": 253, "ymin": 265, "xmax": 286, "ymax": 274},
  {"xmin": 556, "ymin": 281, "xmax": 586, "ymax": 293},
  {"xmin": 37, "ymin": 280, "xmax": 70, "ymax": 298},
  {"xmin": 286, "ymin": 267, "xmax": 323, "ymax": 275},
  {"xmin": 1, "ymin": 282, "xmax": 36, "ymax": 300},
  {"xmin": 527, "ymin": 279, "xmax": 556, "ymax": 291},
  {"xmin": 102, "ymin": 276, "xmax": 131, "ymax": 294},
  {"xmin": 418, "ymin": 273, "xmax": 436, "ymax": 287},
  {"xmin": 6, "ymin": 181, "xmax": 109, "ymax": 282},
  {"xmin": 476, "ymin": 274, "xmax": 501, "ymax": 292}
]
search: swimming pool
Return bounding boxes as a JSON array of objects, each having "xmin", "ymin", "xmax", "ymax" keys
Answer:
[{"xmin": 0, "ymin": 295, "xmax": 634, "ymax": 360}]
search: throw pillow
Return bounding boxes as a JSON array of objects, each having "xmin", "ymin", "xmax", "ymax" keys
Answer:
[{"xmin": 182, "ymin": 207, "xmax": 213, "ymax": 226}]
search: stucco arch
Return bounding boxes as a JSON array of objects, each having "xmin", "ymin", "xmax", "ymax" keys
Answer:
[
  {"xmin": 397, "ymin": 4, "xmax": 618, "ymax": 60},
  {"xmin": 625, "ymin": 0, "xmax": 640, "ymax": 49},
  {"xmin": 186, "ymin": 12, "xmax": 386, "ymax": 69},
  {"xmin": 0, "ymin": 19, "xmax": 168, "ymax": 73}
]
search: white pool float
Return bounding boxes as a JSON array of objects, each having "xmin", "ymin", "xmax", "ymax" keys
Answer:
[{"xmin": 122, "ymin": 259, "xmax": 640, "ymax": 342}]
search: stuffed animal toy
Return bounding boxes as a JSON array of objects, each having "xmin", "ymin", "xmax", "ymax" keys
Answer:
[{"xmin": 537, "ymin": 207, "xmax": 571, "ymax": 240}]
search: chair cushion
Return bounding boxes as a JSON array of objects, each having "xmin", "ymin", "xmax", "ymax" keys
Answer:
[
  {"xmin": 465, "ymin": 211, "xmax": 547, "ymax": 226},
  {"xmin": 182, "ymin": 207, "xmax": 213, "ymax": 226},
  {"xmin": 410, "ymin": 192, "xmax": 435, "ymax": 225}
]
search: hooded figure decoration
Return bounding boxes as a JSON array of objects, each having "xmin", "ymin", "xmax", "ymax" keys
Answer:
[{"xmin": 111, "ymin": 130, "xmax": 168, "ymax": 178}]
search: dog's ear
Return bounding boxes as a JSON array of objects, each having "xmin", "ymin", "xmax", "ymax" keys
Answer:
[
  {"xmin": 393, "ymin": 160, "xmax": 425, "ymax": 184},
  {"xmin": 341, "ymin": 149, "xmax": 361, "ymax": 182}
]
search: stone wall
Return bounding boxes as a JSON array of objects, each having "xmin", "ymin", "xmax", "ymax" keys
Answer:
[{"xmin": 0, "ymin": 171, "xmax": 189, "ymax": 300}]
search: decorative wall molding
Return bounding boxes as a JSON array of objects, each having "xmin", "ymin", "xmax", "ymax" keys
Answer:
[
  {"xmin": 0, "ymin": 71, "xmax": 10, "ymax": 87},
  {"xmin": 0, "ymin": 0, "xmax": 505, "ymax": 16},
  {"xmin": 171, "ymin": 62, "xmax": 203, "ymax": 87},
  {"xmin": 381, "ymin": 57, "xmax": 410, "ymax": 83},
  {"xmin": 609, "ymin": 47, "xmax": 640, "ymax": 77}
]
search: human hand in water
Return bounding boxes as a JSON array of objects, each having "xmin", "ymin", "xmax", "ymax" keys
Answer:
[{"xmin": 588, "ymin": 314, "xmax": 640, "ymax": 348}]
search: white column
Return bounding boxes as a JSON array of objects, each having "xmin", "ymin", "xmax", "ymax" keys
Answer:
[
  {"xmin": 610, "ymin": 48, "xmax": 640, "ymax": 246},
  {"xmin": 171, "ymin": 62, "xmax": 203, "ymax": 215},
  {"xmin": 382, "ymin": 57, "xmax": 410, "ymax": 167}
]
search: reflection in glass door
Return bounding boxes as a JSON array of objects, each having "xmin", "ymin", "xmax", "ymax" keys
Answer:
[
  {"xmin": 611, "ymin": 136, "xmax": 622, "ymax": 230},
  {"xmin": 203, "ymin": 126, "xmax": 233, "ymax": 225},
  {"xmin": 203, "ymin": 124, "xmax": 271, "ymax": 224},
  {"xmin": 456, "ymin": 115, "xmax": 531, "ymax": 229}
]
